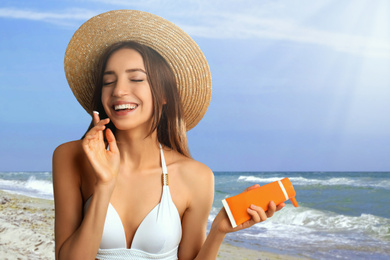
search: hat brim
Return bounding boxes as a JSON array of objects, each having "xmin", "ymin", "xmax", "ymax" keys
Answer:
[{"xmin": 64, "ymin": 10, "xmax": 212, "ymax": 130}]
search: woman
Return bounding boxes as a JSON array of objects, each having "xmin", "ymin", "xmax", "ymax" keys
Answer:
[{"xmin": 53, "ymin": 10, "xmax": 284, "ymax": 260}]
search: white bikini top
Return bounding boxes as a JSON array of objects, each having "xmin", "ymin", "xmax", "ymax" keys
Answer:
[{"xmin": 84, "ymin": 145, "xmax": 182, "ymax": 260}]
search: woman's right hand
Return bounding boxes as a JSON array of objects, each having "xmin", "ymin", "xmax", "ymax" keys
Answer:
[{"xmin": 82, "ymin": 111, "xmax": 120, "ymax": 186}]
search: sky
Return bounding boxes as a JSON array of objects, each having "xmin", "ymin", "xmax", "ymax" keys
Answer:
[{"xmin": 0, "ymin": 0, "xmax": 389, "ymax": 172}]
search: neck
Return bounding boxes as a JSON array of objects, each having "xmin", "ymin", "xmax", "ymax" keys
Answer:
[{"xmin": 115, "ymin": 129, "xmax": 161, "ymax": 172}]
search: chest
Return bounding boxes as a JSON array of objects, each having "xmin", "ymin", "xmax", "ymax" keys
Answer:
[
  {"xmin": 111, "ymin": 171, "xmax": 164, "ymax": 225},
  {"xmin": 81, "ymin": 166, "xmax": 188, "ymax": 242},
  {"xmin": 83, "ymin": 173, "xmax": 183, "ymax": 252}
]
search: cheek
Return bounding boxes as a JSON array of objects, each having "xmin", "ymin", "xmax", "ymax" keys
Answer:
[
  {"xmin": 135, "ymin": 84, "xmax": 154, "ymax": 109},
  {"xmin": 144, "ymin": 89, "xmax": 154, "ymax": 112}
]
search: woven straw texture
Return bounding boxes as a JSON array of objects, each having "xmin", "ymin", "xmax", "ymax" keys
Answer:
[{"xmin": 64, "ymin": 10, "xmax": 212, "ymax": 130}]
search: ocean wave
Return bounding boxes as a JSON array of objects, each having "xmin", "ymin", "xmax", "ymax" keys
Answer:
[
  {"xmin": 237, "ymin": 206, "xmax": 390, "ymax": 259},
  {"xmin": 237, "ymin": 175, "xmax": 390, "ymax": 189},
  {"xmin": 237, "ymin": 176, "xmax": 283, "ymax": 183},
  {"xmin": 208, "ymin": 204, "xmax": 389, "ymax": 241},
  {"xmin": 0, "ymin": 171, "xmax": 52, "ymax": 179},
  {"xmin": 212, "ymin": 204, "xmax": 390, "ymax": 259},
  {"xmin": 0, "ymin": 176, "xmax": 53, "ymax": 200},
  {"xmin": 261, "ymin": 205, "xmax": 390, "ymax": 240}
]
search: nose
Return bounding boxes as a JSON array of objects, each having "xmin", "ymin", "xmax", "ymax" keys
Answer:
[{"xmin": 112, "ymin": 77, "xmax": 129, "ymax": 97}]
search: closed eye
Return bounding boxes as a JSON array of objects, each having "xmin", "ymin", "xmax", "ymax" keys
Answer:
[
  {"xmin": 103, "ymin": 81, "xmax": 115, "ymax": 86},
  {"xmin": 131, "ymin": 79, "xmax": 144, "ymax": 82}
]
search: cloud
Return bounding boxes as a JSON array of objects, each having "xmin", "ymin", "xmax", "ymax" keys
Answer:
[
  {"xmin": 86, "ymin": 0, "xmax": 155, "ymax": 6},
  {"xmin": 0, "ymin": 7, "xmax": 97, "ymax": 25},
  {"xmin": 2, "ymin": 2, "xmax": 389, "ymax": 59},
  {"xmin": 175, "ymin": 11, "xmax": 390, "ymax": 59}
]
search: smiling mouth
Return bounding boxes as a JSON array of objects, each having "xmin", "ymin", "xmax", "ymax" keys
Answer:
[{"xmin": 113, "ymin": 104, "xmax": 138, "ymax": 111}]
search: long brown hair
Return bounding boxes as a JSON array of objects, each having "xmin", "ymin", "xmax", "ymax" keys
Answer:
[{"xmin": 83, "ymin": 41, "xmax": 190, "ymax": 157}]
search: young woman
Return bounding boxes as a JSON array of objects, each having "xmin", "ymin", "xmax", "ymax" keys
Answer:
[{"xmin": 53, "ymin": 10, "xmax": 284, "ymax": 260}]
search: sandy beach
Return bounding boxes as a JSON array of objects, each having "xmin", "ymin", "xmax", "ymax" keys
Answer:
[
  {"xmin": 0, "ymin": 190, "xmax": 55, "ymax": 259},
  {"xmin": 0, "ymin": 190, "xmax": 308, "ymax": 260}
]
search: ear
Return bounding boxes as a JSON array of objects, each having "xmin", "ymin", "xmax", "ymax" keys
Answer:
[{"xmin": 162, "ymin": 97, "xmax": 167, "ymax": 105}]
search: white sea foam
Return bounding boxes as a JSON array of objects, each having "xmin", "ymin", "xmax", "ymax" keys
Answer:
[
  {"xmin": 210, "ymin": 204, "xmax": 390, "ymax": 259},
  {"xmin": 237, "ymin": 175, "xmax": 390, "ymax": 189},
  {"xmin": 268, "ymin": 205, "xmax": 390, "ymax": 238},
  {"xmin": 237, "ymin": 176, "xmax": 283, "ymax": 183},
  {"xmin": 0, "ymin": 176, "xmax": 53, "ymax": 199},
  {"xmin": 209, "ymin": 204, "xmax": 390, "ymax": 241}
]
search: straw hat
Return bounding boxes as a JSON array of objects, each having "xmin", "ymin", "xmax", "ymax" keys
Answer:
[{"xmin": 64, "ymin": 10, "xmax": 212, "ymax": 130}]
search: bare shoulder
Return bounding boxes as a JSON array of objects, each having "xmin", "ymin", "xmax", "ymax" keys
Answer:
[
  {"xmin": 173, "ymin": 152, "xmax": 213, "ymax": 183},
  {"xmin": 52, "ymin": 140, "xmax": 95, "ymax": 202},
  {"xmin": 167, "ymin": 149, "xmax": 214, "ymax": 198},
  {"xmin": 52, "ymin": 140, "xmax": 88, "ymax": 180},
  {"xmin": 53, "ymin": 140, "xmax": 84, "ymax": 159}
]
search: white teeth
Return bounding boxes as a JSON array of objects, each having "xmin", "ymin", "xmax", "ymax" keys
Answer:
[{"xmin": 114, "ymin": 104, "xmax": 137, "ymax": 111}]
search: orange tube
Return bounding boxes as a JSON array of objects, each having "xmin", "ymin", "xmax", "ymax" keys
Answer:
[{"xmin": 222, "ymin": 177, "xmax": 298, "ymax": 228}]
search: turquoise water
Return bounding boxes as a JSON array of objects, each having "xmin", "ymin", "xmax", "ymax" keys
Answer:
[{"xmin": 1, "ymin": 171, "xmax": 389, "ymax": 259}]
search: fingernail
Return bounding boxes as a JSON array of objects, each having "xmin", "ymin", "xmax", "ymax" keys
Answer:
[{"xmin": 93, "ymin": 111, "xmax": 99, "ymax": 115}]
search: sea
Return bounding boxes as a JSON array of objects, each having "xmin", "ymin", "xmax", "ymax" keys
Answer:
[{"xmin": 0, "ymin": 171, "xmax": 389, "ymax": 259}]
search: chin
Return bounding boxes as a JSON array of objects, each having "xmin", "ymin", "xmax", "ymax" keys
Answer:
[{"xmin": 112, "ymin": 120, "xmax": 152, "ymax": 132}]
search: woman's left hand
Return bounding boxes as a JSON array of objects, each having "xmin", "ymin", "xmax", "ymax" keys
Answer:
[{"xmin": 213, "ymin": 184, "xmax": 285, "ymax": 234}]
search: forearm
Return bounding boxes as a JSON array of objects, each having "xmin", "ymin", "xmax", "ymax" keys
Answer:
[
  {"xmin": 193, "ymin": 210, "xmax": 227, "ymax": 260},
  {"xmin": 192, "ymin": 200, "xmax": 282, "ymax": 260},
  {"xmin": 193, "ymin": 225, "xmax": 226, "ymax": 260},
  {"xmin": 57, "ymin": 184, "xmax": 113, "ymax": 260}
]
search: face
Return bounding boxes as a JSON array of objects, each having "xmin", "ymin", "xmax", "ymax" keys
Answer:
[{"xmin": 101, "ymin": 48, "xmax": 154, "ymax": 131}]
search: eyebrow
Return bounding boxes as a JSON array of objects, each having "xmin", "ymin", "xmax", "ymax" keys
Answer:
[{"xmin": 103, "ymin": 68, "xmax": 147, "ymax": 75}]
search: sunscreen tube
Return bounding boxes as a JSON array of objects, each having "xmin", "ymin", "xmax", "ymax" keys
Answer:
[{"xmin": 222, "ymin": 177, "xmax": 298, "ymax": 228}]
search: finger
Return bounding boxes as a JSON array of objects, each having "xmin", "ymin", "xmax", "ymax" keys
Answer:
[
  {"xmin": 244, "ymin": 184, "xmax": 260, "ymax": 192},
  {"xmin": 85, "ymin": 125, "xmax": 106, "ymax": 138},
  {"xmin": 105, "ymin": 128, "xmax": 119, "ymax": 153},
  {"xmin": 95, "ymin": 118, "xmax": 110, "ymax": 127},
  {"xmin": 276, "ymin": 202, "xmax": 285, "ymax": 211},
  {"xmin": 93, "ymin": 111, "xmax": 100, "ymax": 125},
  {"xmin": 84, "ymin": 125, "xmax": 107, "ymax": 145},
  {"xmin": 94, "ymin": 118, "xmax": 110, "ymax": 138},
  {"xmin": 99, "ymin": 118, "xmax": 110, "ymax": 139},
  {"xmin": 85, "ymin": 118, "xmax": 109, "ymax": 137},
  {"xmin": 266, "ymin": 201, "xmax": 277, "ymax": 218},
  {"xmin": 247, "ymin": 204, "xmax": 267, "ymax": 223},
  {"xmin": 84, "ymin": 118, "xmax": 110, "ymax": 147}
]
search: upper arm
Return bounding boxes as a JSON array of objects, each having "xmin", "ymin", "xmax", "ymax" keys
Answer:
[
  {"xmin": 177, "ymin": 162, "xmax": 214, "ymax": 260},
  {"xmin": 52, "ymin": 142, "xmax": 84, "ymax": 259}
]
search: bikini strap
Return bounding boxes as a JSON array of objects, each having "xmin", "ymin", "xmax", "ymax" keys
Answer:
[{"xmin": 159, "ymin": 144, "xmax": 169, "ymax": 186}]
